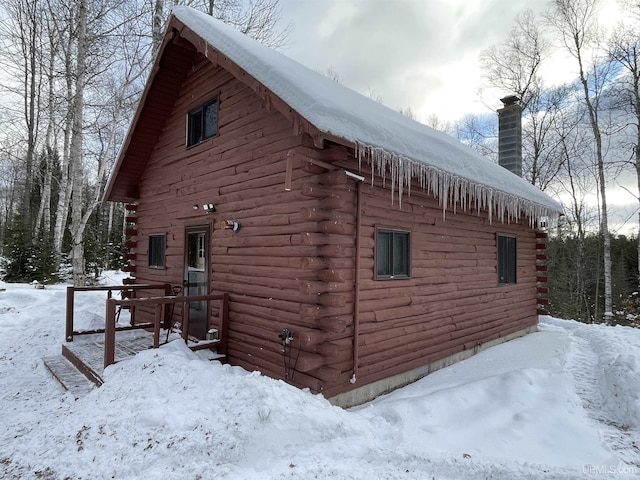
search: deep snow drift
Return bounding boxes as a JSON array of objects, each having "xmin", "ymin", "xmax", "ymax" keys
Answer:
[{"xmin": 1, "ymin": 273, "xmax": 639, "ymax": 479}]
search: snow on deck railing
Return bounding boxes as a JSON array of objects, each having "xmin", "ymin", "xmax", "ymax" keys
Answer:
[{"xmin": 355, "ymin": 141, "xmax": 559, "ymax": 227}]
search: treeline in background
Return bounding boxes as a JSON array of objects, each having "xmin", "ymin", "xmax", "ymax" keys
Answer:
[{"xmin": 2, "ymin": 0, "xmax": 640, "ymax": 327}]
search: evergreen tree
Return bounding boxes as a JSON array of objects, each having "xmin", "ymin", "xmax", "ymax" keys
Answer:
[{"xmin": 1, "ymin": 213, "xmax": 58, "ymax": 283}]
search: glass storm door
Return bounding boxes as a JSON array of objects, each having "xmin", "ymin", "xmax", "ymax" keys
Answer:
[{"xmin": 184, "ymin": 226, "xmax": 209, "ymax": 339}]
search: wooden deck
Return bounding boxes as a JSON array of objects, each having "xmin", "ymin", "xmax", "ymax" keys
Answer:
[
  {"xmin": 47, "ymin": 286, "xmax": 229, "ymax": 398},
  {"xmin": 45, "ymin": 330, "xmax": 223, "ymax": 398},
  {"xmin": 44, "ymin": 330, "xmax": 157, "ymax": 398},
  {"xmin": 64, "ymin": 329, "xmax": 157, "ymax": 383}
]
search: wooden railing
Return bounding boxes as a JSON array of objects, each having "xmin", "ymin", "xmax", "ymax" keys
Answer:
[
  {"xmin": 104, "ymin": 293, "xmax": 229, "ymax": 368},
  {"xmin": 66, "ymin": 284, "xmax": 171, "ymax": 342}
]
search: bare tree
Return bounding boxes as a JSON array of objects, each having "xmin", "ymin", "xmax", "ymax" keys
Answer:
[
  {"xmin": 51, "ymin": 0, "xmax": 78, "ymax": 267},
  {"xmin": 34, "ymin": 9, "xmax": 63, "ymax": 239},
  {"xmin": 479, "ymin": 10, "xmax": 546, "ymax": 110},
  {"xmin": 67, "ymin": 0, "xmax": 89, "ymax": 286},
  {"xmin": 0, "ymin": 0, "xmax": 292, "ymax": 284},
  {"xmin": 454, "ymin": 113, "xmax": 498, "ymax": 160},
  {"xmin": 524, "ymin": 85, "xmax": 573, "ymax": 190},
  {"xmin": 152, "ymin": 0, "xmax": 291, "ymax": 52},
  {"xmin": 553, "ymin": 103, "xmax": 599, "ymax": 319},
  {"xmin": 205, "ymin": 0, "xmax": 291, "ymax": 48},
  {"xmin": 0, "ymin": 0, "xmax": 46, "ymax": 231},
  {"xmin": 398, "ymin": 107, "xmax": 416, "ymax": 120},
  {"xmin": 547, "ymin": 0, "xmax": 615, "ymax": 323},
  {"xmin": 479, "ymin": 9, "xmax": 568, "ymax": 190},
  {"xmin": 424, "ymin": 113, "xmax": 454, "ymax": 135},
  {"xmin": 609, "ymin": 2, "xmax": 640, "ymax": 287}
]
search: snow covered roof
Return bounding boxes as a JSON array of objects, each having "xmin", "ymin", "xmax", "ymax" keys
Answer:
[{"xmin": 172, "ymin": 6, "xmax": 562, "ymax": 223}]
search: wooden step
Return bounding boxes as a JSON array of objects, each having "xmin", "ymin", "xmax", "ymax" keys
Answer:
[
  {"xmin": 62, "ymin": 343, "xmax": 104, "ymax": 386},
  {"xmin": 187, "ymin": 338, "xmax": 221, "ymax": 351},
  {"xmin": 43, "ymin": 355, "xmax": 97, "ymax": 399}
]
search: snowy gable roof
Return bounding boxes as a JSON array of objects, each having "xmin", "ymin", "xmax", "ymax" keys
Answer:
[{"xmin": 173, "ymin": 6, "xmax": 562, "ymax": 223}]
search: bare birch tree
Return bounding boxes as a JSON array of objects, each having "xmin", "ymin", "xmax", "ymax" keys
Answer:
[
  {"xmin": 0, "ymin": 0, "xmax": 290, "ymax": 284},
  {"xmin": 68, "ymin": 0, "xmax": 88, "ymax": 286},
  {"xmin": 51, "ymin": 1, "xmax": 77, "ymax": 266},
  {"xmin": 479, "ymin": 10, "xmax": 567, "ymax": 190},
  {"xmin": 547, "ymin": 0, "xmax": 615, "ymax": 323},
  {"xmin": 34, "ymin": 3, "xmax": 65, "ymax": 240},
  {"xmin": 0, "ymin": 0, "xmax": 45, "ymax": 232},
  {"xmin": 553, "ymin": 102, "xmax": 599, "ymax": 319},
  {"xmin": 608, "ymin": 2, "xmax": 640, "ymax": 287}
]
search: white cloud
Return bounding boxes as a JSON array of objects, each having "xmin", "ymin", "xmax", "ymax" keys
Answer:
[{"xmin": 279, "ymin": 0, "xmax": 552, "ymax": 122}]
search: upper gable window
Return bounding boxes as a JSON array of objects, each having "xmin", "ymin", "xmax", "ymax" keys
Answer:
[{"xmin": 187, "ymin": 98, "xmax": 218, "ymax": 147}]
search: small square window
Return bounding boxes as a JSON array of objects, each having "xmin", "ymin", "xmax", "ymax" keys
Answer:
[
  {"xmin": 497, "ymin": 234, "xmax": 516, "ymax": 284},
  {"xmin": 187, "ymin": 98, "xmax": 218, "ymax": 147},
  {"xmin": 376, "ymin": 228, "xmax": 410, "ymax": 279},
  {"xmin": 149, "ymin": 234, "xmax": 165, "ymax": 269}
]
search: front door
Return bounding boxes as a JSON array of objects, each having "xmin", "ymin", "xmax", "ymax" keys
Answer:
[{"xmin": 184, "ymin": 226, "xmax": 209, "ymax": 339}]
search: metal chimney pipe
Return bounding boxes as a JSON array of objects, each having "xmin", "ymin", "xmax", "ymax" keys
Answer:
[{"xmin": 497, "ymin": 95, "xmax": 523, "ymax": 177}]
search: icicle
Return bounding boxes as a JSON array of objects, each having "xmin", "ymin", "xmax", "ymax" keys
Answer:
[{"xmin": 354, "ymin": 141, "xmax": 558, "ymax": 226}]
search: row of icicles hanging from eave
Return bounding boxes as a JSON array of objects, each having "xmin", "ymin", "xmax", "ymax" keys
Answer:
[{"xmin": 355, "ymin": 141, "xmax": 558, "ymax": 228}]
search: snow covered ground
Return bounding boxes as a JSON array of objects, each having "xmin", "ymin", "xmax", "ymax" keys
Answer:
[{"xmin": 1, "ymin": 272, "xmax": 640, "ymax": 479}]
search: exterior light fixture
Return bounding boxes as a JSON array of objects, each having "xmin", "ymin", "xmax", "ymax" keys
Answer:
[
  {"xmin": 221, "ymin": 220, "xmax": 241, "ymax": 233},
  {"xmin": 203, "ymin": 203, "xmax": 216, "ymax": 213}
]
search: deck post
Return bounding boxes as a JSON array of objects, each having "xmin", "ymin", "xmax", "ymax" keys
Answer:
[
  {"xmin": 163, "ymin": 283, "xmax": 172, "ymax": 328},
  {"xmin": 153, "ymin": 304, "xmax": 162, "ymax": 348},
  {"xmin": 104, "ymin": 298, "xmax": 117, "ymax": 368},
  {"xmin": 65, "ymin": 287, "xmax": 75, "ymax": 342},
  {"xmin": 219, "ymin": 293, "xmax": 229, "ymax": 355},
  {"xmin": 182, "ymin": 299, "xmax": 190, "ymax": 342}
]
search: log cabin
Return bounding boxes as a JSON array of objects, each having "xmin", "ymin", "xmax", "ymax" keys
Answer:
[{"xmin": 103, "ymin": 6, "xmax": 563, "ymax": 407}]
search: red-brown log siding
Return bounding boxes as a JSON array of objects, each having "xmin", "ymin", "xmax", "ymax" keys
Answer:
[
  {"xmin": 352, "ymin": 184, "xmax": 537, "ymax": 393},
  {"xmin": 127, "ymin": 52, "xmax": 538, "ymax": 398}
]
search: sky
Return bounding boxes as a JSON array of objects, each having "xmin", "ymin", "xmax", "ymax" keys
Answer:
[
  {"xmin": 277, "ymin": 0, "xmax": 622, "ymax": 123},
  {"xmin": 278, "ymin": 0, "xmax": 549, "ymax": 123},
  {"xmin": 276, "ymin": 0, "xmax": 639, "ymax": 234}
]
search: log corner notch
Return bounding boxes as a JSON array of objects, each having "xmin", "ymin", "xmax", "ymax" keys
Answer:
[
  {"xmin": 123, "ymin": 204, "xmax": 138, "ymax": 278},
  {"xmin": 535, "ymin": 230, "xmax": 549, "ymax": 315},
  {"xmin": 293, "ymin": 146, "xmax": 365, "ymax": 391}
]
